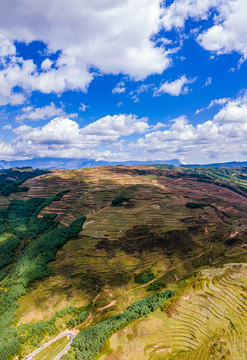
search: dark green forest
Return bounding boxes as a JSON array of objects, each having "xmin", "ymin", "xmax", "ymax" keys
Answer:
[{"xmin": 0, "ymin": 168, "xmax": 50, "ymax": 196}]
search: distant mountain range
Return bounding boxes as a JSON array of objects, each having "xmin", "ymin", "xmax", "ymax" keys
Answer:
[
  {"xmin": 185, "ymin": 161, "xmax": 247, "ymax": 169},
  {"xmin": 0, "ymin": 158, "xmax": 182, "ymax": 170},
  {"xmin": 0, "ymin": 158, "xmax": 246, "ymax": 170}
]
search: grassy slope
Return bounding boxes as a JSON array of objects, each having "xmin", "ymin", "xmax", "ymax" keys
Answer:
[
  {"xmin": 103, "ymin": 264, "xmax": 247, "ymax": 360},
  {"xmin": 0, "ymin": 165, "xmax": 246, "ymax": 359}
]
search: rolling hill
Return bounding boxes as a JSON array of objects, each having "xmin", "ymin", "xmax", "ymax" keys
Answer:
[{"xmin": 0, "ymin": 164, "xmax": 246, "ymax": 360}]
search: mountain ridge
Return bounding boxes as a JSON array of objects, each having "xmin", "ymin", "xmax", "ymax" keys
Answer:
[
  {"xmin": 0, "ymin": 158, "xmax": 181, "ymax": 170},
  {"xmin": 1, "ymin": 157, "xmax": 247, "ymax": 170}
]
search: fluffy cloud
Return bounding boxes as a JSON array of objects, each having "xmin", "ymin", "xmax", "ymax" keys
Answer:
[
  {"xmin": 0, "ymin": 35, "xmax": 16, "ymax": 57},
  {"xmin": 15, "ymin": 103, "xmax": 70, "ymax": 122},
  {"xmin": 0, "ymin": 0, "xmax": 245, "ymax": 106},
  {"xmin": 1, "ymin": 95, "xmax": 247, "ymax": 163},
  {"xmin": 162, "ymin": 0, "xmax": 247, "ymax": 60},
  {"xmin": 9, "ymin": 114, "xmax": 149, "ymax": 158},
  {"xmin": 0, "ymin": 0, "xmax": 173, "ymax": 103},
  {"xmin": 162, "ymin": 0, "xmax": 218, "ymax": 30},
  {"xmin": 154, "ymin": 75, "xmax": 195, "ymax": 96},
  {"xmin": 213, "ymin": 95, "xmax": 247, "ymax": 124},
  {"xmin": 2, "ymin": 124, "xmax": 12, "ymax": 130},
  {"xmin": 112, "ymin": 81, "xmax": 126, "ymax": 94},
  {"xmin": 133, "ymin": 95, "xmax": 247, "ymax": 163},
  {"xmin": 41, "ymin": 59, "xmax": 53, "ymax": 71},
  {"xmin": 13, "ymin": 118, "xmax": 81, "ymax": 145},
  {"xmin": 0, "ymin": 57, "xmax": 35, "ymax": 106},
  {"xmin": 81, "ymin": 114, "xmax": 149, "ymax": 137},
  {"xmin": 0, "ymin": 141, "xmax": 14, "ymax": 159},
  {"xmin": 198, "ymin": 0, "xmax": 247, "ymax": 59}
]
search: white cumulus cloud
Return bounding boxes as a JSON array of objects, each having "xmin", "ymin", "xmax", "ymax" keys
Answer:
[
  {"xmin": 9, "ymin": 114, "xmax": 150, "ymax": 158},
  {"xmin": 154, "ymin": 75, "xmax": 195, "ymax": 96},
  {"xmin": 0, "ymin": 0, "xmax": 245, "ymax": 107},
  {"xmin": 81, "ymin": 114, "xmax": 149, "ymax": 137},
  {"xmin": 2, "ymin": 124, "xmax": 12, "ymax": 130},
  {"xmin": 15, "ymin": 103, "xmax": 71, "ymax": 122},
  {"xmin": 0, "ymin": 35, "xmax": 16, "ymax": 57},
  {"xmin": 133, "ymin": 94, "xmax": 247, "ymax": 163},
  {"xmin": 198, "ymin": 0, "xmax": 247, "ymax": 59},
  {"xmin": 162, "ymin": 0, "xmax": 247, "ymax": 61},
  {"xmin": 0, "ymin": 0, "xmax": 173, "ymax": 104}
]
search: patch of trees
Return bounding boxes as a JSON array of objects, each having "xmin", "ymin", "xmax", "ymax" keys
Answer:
[
  {"xmin": 33, "ymin": 189, "xmax": 70, "ymax": 216},
  {"xmin": 0, "ymin": 235, "xmax": 20, "ymax": 270},
  {"xmin": 111, "ymin": 196, "xmax": 130, "ymax": 206},
  {"xmin": 218, "ymin": 182, "xmax": 247, "ymax": 197},
  {"xmin": 72, "ymin": 290, "xmax": 174, "ymax": 360},
  {"xmin": 6, "ymin": 215, "xmax": 86, "ymax": 287},
  {"xmin": 0, "ymin": 168, "xmax": 50, "ymax": 196},
  {"xmin": 134, "ymin": 270, "xmax": 155, "ymax": 284},
  {"xmin": 185, "ymin": 202, "xmax": 208, "ymax": 209},
  {"xmin": 185, "ymin": 168, "xmax": 247, "ymax": 197},
  {"xmin": 67, "ymin": 310, "xmax": 89, "ymax": 328},
  {"xmin": 154, "ymin": 165, "xmax": 174, "ymax": 170},
  {"xmin": 17, "ymin": 305, "xmax": 82, "ymax": 349},
  {"xmin": 75, "ymin": 311, "xmax": 89, "ymax": 325},
  {"xmin": 146, "ymin": 280, "xmax": 165, "ymax": 292}
]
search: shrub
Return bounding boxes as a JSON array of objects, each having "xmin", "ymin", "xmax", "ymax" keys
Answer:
[
  {"xmin": 146, "ymin": 281, "xmax": 165, "ymax": 292},
  {"xmin": 185, "ymin": 202, "xmax": 208, "ymax": 209},
  {"xmin": 111, "ymin": 196, "xmax": 129, "ymax": 206},
  {"xmin": 134, "ymin": 270, "xmax": 155, "ymax": 284},
  {"xmin": 75, "ymin": 311, "xmax": 89, "ymax": 325}
]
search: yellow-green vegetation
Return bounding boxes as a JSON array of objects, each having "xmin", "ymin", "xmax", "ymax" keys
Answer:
[
  {"xmin": 33, "ymin": 336, "xmax": 71, "ymax": 360},
  {"xmin": 0, "ymin": 189, "xmax": 86, "ymax": 359},
  {"xmin": 70, "ymin": 290, "xmax": 174, "ymax": 360},
  {"xmin": 0, "ymin": 165, "xmax": 246, "ymax": 360},
  {"xmin": 181, "ymin": 166, "xmax": 247, "ymax": 195},
  {"xmin": 101, "ymin": 264, "xmax": 247, "ymax": 360}
]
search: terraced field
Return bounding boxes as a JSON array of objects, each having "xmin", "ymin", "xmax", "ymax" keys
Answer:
[
  {"xmin": 102, "ymin": 264, "xmax": 247, "ymax": 360},
  {"xmin": 0, "ymin": 165, "xmax": 246, "ymax": 359}
]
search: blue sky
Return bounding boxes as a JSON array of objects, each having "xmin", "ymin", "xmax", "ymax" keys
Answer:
[{"xmin": 0, "ymin": 0, "xmax": 247, "ymax": 164}]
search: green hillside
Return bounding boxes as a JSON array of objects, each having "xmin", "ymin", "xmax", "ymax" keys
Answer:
[{"xmin": 0, "ymin": 165, "xmax": 246, "ymax": 360}]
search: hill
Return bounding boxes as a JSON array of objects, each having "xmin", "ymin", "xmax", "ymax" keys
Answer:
[
  {"xmin": 0, "ymin": 165, "xmax": 246, "ymax": 359},
  {"xmin": 185, "ymin": 161, "xmax": 247, "ymax": 168}
]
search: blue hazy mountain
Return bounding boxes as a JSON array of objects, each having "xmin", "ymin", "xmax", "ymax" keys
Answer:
[
  {"xmin": 1, "ymin": 158, "xmax": 246, "ymax": 170},
  {"xmin": 0, "ymin": 158, "xmax": 182, "ymax": 170}
]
